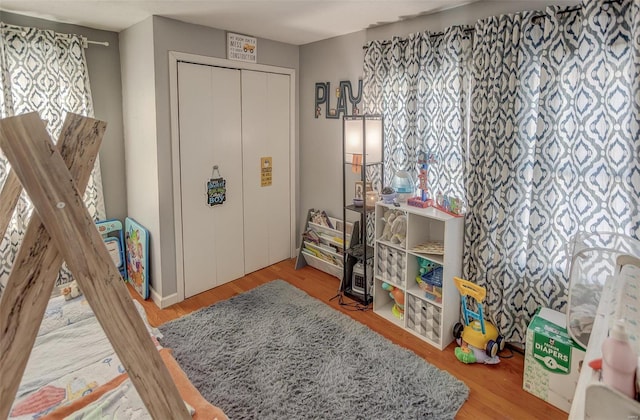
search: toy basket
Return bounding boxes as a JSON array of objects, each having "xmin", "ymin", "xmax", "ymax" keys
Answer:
[
  {"xmin": 420, "ymin": 266, "xmax": 443, "ymax": 286},
  {"xmin": 416, "ymin": 266, "xmax": 443, "ymax": 303}
]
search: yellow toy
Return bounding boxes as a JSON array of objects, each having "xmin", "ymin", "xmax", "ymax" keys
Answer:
[{"xmin": 452, "ymin": 277, "xmax": 505, "ymax": 364}]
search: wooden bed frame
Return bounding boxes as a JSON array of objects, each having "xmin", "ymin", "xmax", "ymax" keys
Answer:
[{"xmin": 0, "ymin": 113, "xmax": 190, "ymax": 419}]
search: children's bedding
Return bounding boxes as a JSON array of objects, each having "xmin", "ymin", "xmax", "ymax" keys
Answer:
[
  {"xmin": 10, "ymin": 294, "xmax": 226, "ymax": 420},
  {"xmin": 42, "ymin": 349, "xmax": 226, "ymax": 420},
  {"xmin": 49, "ymin": 375, "xmax": 195, "ymax": 420}
]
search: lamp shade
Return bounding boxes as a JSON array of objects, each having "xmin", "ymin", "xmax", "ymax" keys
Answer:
[
  {"xmin": 344, "ymin": 116, "xmax": 383, "ymax": 164},
  {"xmin": 364, "ymin": 118, "xmax": 382, "ymax": 163},
  {"xmin": 344, "ymin": 118, "xmax": 363, "ymax": 155}
]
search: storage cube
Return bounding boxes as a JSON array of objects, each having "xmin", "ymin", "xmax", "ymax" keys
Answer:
[
  {"xmin": 377, "ymin": 244, "xmax": 405, "ymax": 286},
  {"xmin": 406, "ymin": 294, "xmax": 441, "ymax": 342}
]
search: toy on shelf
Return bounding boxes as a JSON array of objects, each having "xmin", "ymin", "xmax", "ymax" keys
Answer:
[
  {"xmin": 417, "ymin": 256, "xmax": 438, "ymax": 275},
  {"xmin": 408, "ymin": 197, "xmax": 432, "ymax": 208},
  {"xmin": 379, "ymin": 208, "xmax": 407, "ymax": 247},
  {"xmin": 433, "ymin": 192, "xmax": 466, "ymax": 217},
  {"xmin": 382, "ymin": 282, "xmax": 405, "ymax": 319},
  {"xmin": 408, "ymin": 152, "xmax": 436, "ymax": 209},
  {"xmin": 452, "ymin": 276, "xmax": 505, "ymax": 364},
  {"xmin": 412, "ymin": 241, "xmax": 445, "ymax": 255},
  {"xmin": 416, "ymin": 257, "xmax": 443, "ymax": 303}
]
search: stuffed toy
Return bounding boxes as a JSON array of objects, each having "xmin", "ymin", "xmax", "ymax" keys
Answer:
[
  {"xmin": 61, "ymin": 280, "xmax": 82, "ymax": 301},
  {"xmin": 380, "ymin": 210, "xmax": 407, "ymax": 246},
  {"xmin": 390, "ymin": 214, "xmax": 407, "ymax": 246},
  {"xmin": 418, "ymin": 257, "xmax": 437, "ymax": 276},
  {"xmin": 379, "ymin": 210, "xmax": 396, "ymax": 242}
]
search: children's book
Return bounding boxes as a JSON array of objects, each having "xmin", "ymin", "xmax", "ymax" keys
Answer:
[{"xmin": 125, "ymin": 217, "xmax": 150, "ymax": 299}]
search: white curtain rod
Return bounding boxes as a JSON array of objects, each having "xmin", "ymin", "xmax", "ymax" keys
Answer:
[
  {"xmin": 1, "ymin": 22, "xmax": 109, "ymax": 47},
  {"xmin": 85, "ymin": 39, "xmax": 109, "ymax": 47}
]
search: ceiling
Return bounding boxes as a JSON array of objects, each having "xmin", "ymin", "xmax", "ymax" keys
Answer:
[{"xmin": 0, "ymin": 0, "xmax": 478, "ymax": 45}]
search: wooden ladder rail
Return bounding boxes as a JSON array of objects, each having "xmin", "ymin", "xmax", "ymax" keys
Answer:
[
  {"xmin": 0, "ymin": 113, "xmax": 190, "ymax": 419},
  {"xmin": 0, "ymin": 114, "xmax": 105, "ymax": 417}
]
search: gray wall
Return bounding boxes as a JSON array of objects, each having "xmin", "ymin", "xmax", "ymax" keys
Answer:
[
  {"xmin": 0, "ymin": 11, "xmax": 127, "ymax": 222},
  {"xmin": 298, "ymin": 30, "xmax": 366, "ymax": 234},
  {"xmin": 298, "ymin": 0, "xmax": 581, "ymax": 238}
]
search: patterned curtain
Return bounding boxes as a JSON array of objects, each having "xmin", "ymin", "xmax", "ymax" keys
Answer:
[
  {"xmin": 574, "ymin": 0, "xmax": 640, "ymax": 237},
  {"xmin": 465, "ymin": 1, "xmax": 640, "ymax": 344},
  {"xmin": 0, "ymin": 24, "xmax": 106, "ymax": 295},
  {"xmin": 465, "ymin": 10, "xmax": 546, "ymax": 344},
  {"xmin": 362, "ymin": 26, "xmax": 471, "ymax": 199}
]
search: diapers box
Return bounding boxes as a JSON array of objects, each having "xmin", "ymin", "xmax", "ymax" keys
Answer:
[{"xmin": 523, "ymin": 307, "xmax": 586, "ymax": 412}]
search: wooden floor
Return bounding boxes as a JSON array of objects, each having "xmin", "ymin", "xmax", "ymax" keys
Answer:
[{"xmin": 132, "ymin": 259, "xmax": 566, "ymax": 420}]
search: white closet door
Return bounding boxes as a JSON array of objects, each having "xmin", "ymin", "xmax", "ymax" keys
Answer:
[
  {"xmin": 178, "ymin": 62, "xmax": 245, "ymax": 298},
  {"xmin": 241, "ymin": 70, "xmax": 291, "ymax": 273}
]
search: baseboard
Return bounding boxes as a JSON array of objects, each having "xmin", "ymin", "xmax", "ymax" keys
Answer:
[{"xmin": 150, "ymin": 287, "xmax": 178, "ymax": 309}]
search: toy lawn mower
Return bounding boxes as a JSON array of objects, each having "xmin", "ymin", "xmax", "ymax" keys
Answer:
[{"xmin": 452, "ymin": 277, "xmax": 505, "ymax": 364}]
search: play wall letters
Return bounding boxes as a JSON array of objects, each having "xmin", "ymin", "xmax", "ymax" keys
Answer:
[{"xmin": 315, "ymin": 79, "xmax": 362, "ymax": 119}]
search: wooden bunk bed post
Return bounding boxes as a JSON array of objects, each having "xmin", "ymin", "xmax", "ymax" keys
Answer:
[
  {"xmin": 0, "ymin": 113, "xmax": 190, "ymax": 419},
  {"xmin": 0, "ymin": 114, "xmax": 106, "ymax": 417}
]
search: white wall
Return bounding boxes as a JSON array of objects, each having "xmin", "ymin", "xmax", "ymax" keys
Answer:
[{"xmin": 120, "ymin": 18, "xmax": 163, "ymax": 295}]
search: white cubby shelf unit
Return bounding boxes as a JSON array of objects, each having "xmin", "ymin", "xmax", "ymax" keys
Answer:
[{"xmin": 373, "ymin": 202, "xmax": 464, "ymax": 350}]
